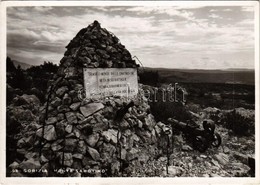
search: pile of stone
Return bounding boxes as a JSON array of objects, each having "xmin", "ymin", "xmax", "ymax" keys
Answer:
[
  {"xmin": 7, "ymin": 21, "xmax": 169, "ymax": 177},
  {"xmin": 8, "ymin": 86, "xmax": 167, "ymax": 177},
  {"xmin": 57, "ymin": 20, "xmax": 138, "ymax": 79}
]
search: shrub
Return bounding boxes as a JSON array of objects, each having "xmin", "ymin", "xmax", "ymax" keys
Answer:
[{"xmin": 222, "ymin": 108, "xmax": 254, "ymax": 136}]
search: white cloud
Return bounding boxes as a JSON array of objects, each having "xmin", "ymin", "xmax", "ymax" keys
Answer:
[
  {"xmin": 6, "ymin": 6, "xmax": 255, "ymax": 69},
  {"xmin": 208, "ymin": 13, "xmax": 222, "ymax": 19}
]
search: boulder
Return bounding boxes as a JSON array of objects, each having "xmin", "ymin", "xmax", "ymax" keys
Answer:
[
  {"xmin": 65, "ymin": 112, "xmax": 77, "ymax": 124},
  {"xmin": 45, "ymin": 117, "xmax": 58, "ymax": 125},
  {"xmin": 62, "ymin": 93, "xmax": 72, "ymax": 105},
  {"xmin": 12, "ymin": 107, "xmax": 35, "ymax": 121},
  {"xmin": 77, "ymin": 140, "xmax": 87, "ymax": 154},
  {"xmin": 70, "ymin": 102, "xmax": 81, "ymax": 111},
  {"xmin": 19, "ymin": 158, "xmax": 41, "ymax": 170},
  {"xmin": 65, "ymin": 124, "xmax": 73, "ymax": 133},
  {"xmin": 64, "ymin": 138, "xmax": 78, "ymax": 152},
  {"xmin": 87, "ymin": 146, "xmax": 100, "ymax": 161},
  {"xmin": 144, "ymin": 114, "xmax": 156, "ymax": 131},
  {"xmin": 214, "ymin": 153, "xmax": 229, "ymax": 165},
  {"xmin": 61, "ymin": 153, "xmax": 73, "ymax": 167},
  {"xmin": 163, "ymin": 166, "xmax": 184, "ymax": 177},
  {"xmin": 13, "ymin": 94, "xmax": 40, "ymax": 107},
  {"xmin": 51, "ymin": 139, "xmax": 63, "ymax": 152},
  {"xmin": 233, "ymin": 152, "xmax": 249, "ymax": 165},
  {"xmin": 181, "ymin": 145, "xmax": 193, "ymax": 151},
  {"xmin": 85, "ymin": 132, "xmax": 100, "ymax": 147},
  {"xmin": 102, "ymin": 129, "xmax": 119, "ymax": 144},
  {"xmin": 36, "ymin": 125, "xmax": 57, "ymax": 141},
  {"xmin": 56, "ymin": 86, "xmax": 68, "ymax": 98},
  {"xmin": 126, "ymin": 148, "xmax": 139, "ymax": 161},
  {"xmin": 50, "ymin": 97, "xmax": 62, "ymax": 107},
  {"xmin": 55, "ymin": 120, "xmax": 67, "ymax": 137},
  {"xmin": 80, "ymin": 103, "xmax": 104, "ymax": 118}
]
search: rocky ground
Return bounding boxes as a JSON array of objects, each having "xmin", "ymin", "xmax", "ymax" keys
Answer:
[
  {"xmin": 134, "ymin": 124, "xmax": 255, "ymax": 177},
  {"xmin": 6, "ymin": 89, "xmax": 255, "ymax": 177}
]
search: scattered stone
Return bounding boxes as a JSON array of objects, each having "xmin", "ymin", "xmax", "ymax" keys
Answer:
[
  {"xmin": 77, "ymin": 140, "xmax": 87, "ymax": 154},
  {"xmin": 19, "ymin": 158, "xmax": 41, "ymax": 170},
  {"xmin": 87, "ymin": 146, "xmax": 100, "ymax": 161},
  {"xmin": 70, "ymin": 102, "xmax": 81, "ymax": 111},
  {"xmin": 65, "ymin": 112, "xmax": 77, "ymax": 124},
  {"xmin": 102, "ymin": 129, "xmax": 119, "ymax": 144},
  {"xmin": 45, "ymin": 117, "xmax": 58, "ymax": 125},
  {"xmin": 13, "ymin": 94, "xmax": 40, "ymax": 107},
  {"xmin": 9, "ymin": 161, "xmax": 19, "ymax": 169},
  {"xmin": 61, "ymin": 153, "xmax": 73, "ymax": 167},
  {"xmin": 51, "ymin": 97, "xmax": 62, "ymax": 107},
  {"xmin": 63, "ymin": 93, "xmax": 72, "ymax": 105},
  {"xmin": 36, "ymin": 125, "xmax": 57, "ymax": 141},
  {"xmin": 200, "ymin": 154, "xmax": 207, "ymax": 159},
  {"xmin": 51, "ymin": 139, "xmax": 63, "ymax": 151},
  {"xmin": 214, "ymin": 153, "xmax": 229, "ymax": 165},
  {"xmin": 85, "ymin": 132, "xmax": 100, "ymax": 147},
  {"xmin": 56, "ymin": 86, "xmax": 68, "ymax": 98},
  {"xmin": 80, "ymin": 103, "xmax": 104, "ymax": 118},
  {"xmin": 126, "ymin": 148, "xmax": 139, "ymax": 161},
  {"xmin": 73, "ymin": 153, "xmax": 84, "ymax": 160},
  {"xmin": 64, "ymin": 138, "xmax": 78, "ymax": 152},
  {"xmin": 40, "ymin": 155, "xmax": 49, "ymax": 163},
  {"xmin": 164, "ymin": 166, "xmax": 184, "ymax": 177},
  {"xmin": 182, "ymin": 145, "xmax": 193, "ymax": 151},
  {"xmin": 211, "ymin": 159, "xmax": 221, "ymax": 168},
  {"xmin": 55, "ymin": 120, "xmax": 67, "ymax": 137},
  {"xmin": 65, "ymin": 124, "xmax": 73, "ymax": 133},
  {"xmin": 233, "ymin": 152, "xmax": 249, "ymax": 164},
  {"xmin": 144, "ymin": 114, "xmax": 156, "ymax": 131}
]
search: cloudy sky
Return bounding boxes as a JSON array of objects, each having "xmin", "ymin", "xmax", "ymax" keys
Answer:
[{"xmin": 7, "ymin": 5, "xmax": 256, "ymax": 69}]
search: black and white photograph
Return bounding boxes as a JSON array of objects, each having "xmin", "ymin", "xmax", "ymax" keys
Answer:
[{"xmin": 1, "ymin": 1, "xmax": 259, "ymax": 183}]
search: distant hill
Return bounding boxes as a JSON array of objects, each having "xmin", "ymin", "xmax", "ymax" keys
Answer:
[
  {"xmin": 12, "ymin": 60, "xmax": 32, "ymax": 70},
  {"xmin": 142, "ymin": 67, "xmax": 255, "ymax": 85}
]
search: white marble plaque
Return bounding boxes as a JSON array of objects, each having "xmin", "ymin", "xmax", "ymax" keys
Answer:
[{"xmin": 83, "ymin": 68, "xmax": 138, "ymax": 99}]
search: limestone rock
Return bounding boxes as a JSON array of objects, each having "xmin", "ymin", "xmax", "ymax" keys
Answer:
[
  {"xmin": 144, "ymin": 114, "xmax": 156, "ymax": 131},
  {"xmin": 164, "ymin": 166, "xmax": 184, "ymax": 177},
  {"xmin": 9, "ymin": 161, "xmax": 19, "ymax": 169},
  {"xmin": 70, "ymin": 102, "xmax": 81, "ymax": 111},
  {"xmin": 13, "ymin": 94, "xmax": 40, "ymax": 107},
  {"xmin": 126, "ymin": 148, "xmax": 139, "ymax": 161},
  {"xmin": 45, "ymin": 117, "xmax": 58, "ymax": 125},
  {"xmin": 56, "ymin": 86, "xmax": 68, "ymax": 98},
  {"xmin": 182, "ymin": 145, "xmax": 193, "ymax": 151},
  {"xmin": 214, "ymin": 153, "xmax": 229, "ymax": 165},
  {"xmin": 77, "ymin": 140, "xmax": 87, "ymax": 154},
  {"xmin": 55, "ymin": 120, "xmax": 67, "ymax": 137},
  {"xmin": 19, "ymin": 158, "xmax": 41, "ymax": 170},
  {"xmin": 36, "ymin": 125, "xmax": 57, "ymax": 141},
  {"xmin": 102, "ymin": 129, "xmax": 119, "ymax": 144},
  {"xmin": 61, "ymin": 153, "xmax": 73, "ymax": 167},
  {"xmin": 64, "ymin": 138, "xmax": 78, "ymax": 152},
  {"xmin": 62, "ymin": 93, "xmax": 72, "ymax": 105},
  {"xmin": 65, "ymin": 124, "xmax": 73, "ymax": 133},
  {"xmin": 65, "ymin": 112, "xmax": 77, "ymax": 124},
  {"xmin": 87, "ymin": 146, "xmax": 100, "ymax": 161},
  {"xmin": 50, "ymin": 97, "xmax": 62, "ymax": 107},
  {"xmin": 80, "ymin": 103, "xmax": 104, "ymax": 118},
  {"xmin": 51, "ymin": 139, "xmax": 63, "ymax": 152},
  {"xmin": 85, "ymin": 132, "xmax": 100, "ymax": 147}
]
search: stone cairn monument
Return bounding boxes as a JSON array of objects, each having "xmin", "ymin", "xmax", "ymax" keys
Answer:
[{"xmin": 10, "ymin": 21, "xmax": 172, "ymax": 177}]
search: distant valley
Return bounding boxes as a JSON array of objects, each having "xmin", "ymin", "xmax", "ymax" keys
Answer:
[{"xmin": 143, "ymin": 67, "xmax": 255, "ymax": 85}]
